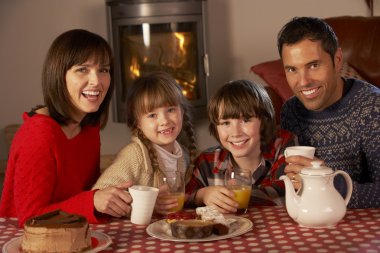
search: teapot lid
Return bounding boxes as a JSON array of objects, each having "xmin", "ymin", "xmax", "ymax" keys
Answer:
[{"xmin": 301, "ymin": 161, "xmax": 333, "ymax": 176}]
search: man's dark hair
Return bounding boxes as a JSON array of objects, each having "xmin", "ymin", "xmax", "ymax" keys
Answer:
[{"xmin": 277, "ymin": 16, "xmax": 339, "ymax": 62}]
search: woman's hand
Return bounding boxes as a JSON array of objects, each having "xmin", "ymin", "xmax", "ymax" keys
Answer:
[
  {"xmin": 93, "ymin": 181, "xmax": 133, "ymax": 217},
  {"xmin": 195, "ymin": 186, "xmax": 238, "ymax": 214}
]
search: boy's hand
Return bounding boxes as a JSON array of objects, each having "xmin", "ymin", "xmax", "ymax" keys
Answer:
[{"xmin": 196, "ymin": 186, "xmax": 238, "ymax": 214}]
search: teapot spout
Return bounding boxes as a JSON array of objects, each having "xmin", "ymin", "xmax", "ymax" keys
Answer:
[{"xmin": 280, "ymin": 175, "xmax": 301, "ymax": 221}]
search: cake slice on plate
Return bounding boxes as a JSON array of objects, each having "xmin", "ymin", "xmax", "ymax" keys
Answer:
[{"xmin": 21, "ymin": 210, "xmax": 91, "ymax": 253}]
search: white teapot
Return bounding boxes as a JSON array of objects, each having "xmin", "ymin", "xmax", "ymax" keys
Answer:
[{"xmin": 280, "ymin": 161, "xmax": 353, "ymax": 228}]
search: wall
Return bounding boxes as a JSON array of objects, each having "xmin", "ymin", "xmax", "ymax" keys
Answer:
[{"xmin": 0, "ymin": 0, "xmax": 369, "ymax": 167}]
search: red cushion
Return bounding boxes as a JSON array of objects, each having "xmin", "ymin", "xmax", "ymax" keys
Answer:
[
  {"xmin": 250, "ymin": 59, "xmax": 367, "ymax": 103},
  {"xmin": 250, "ymin": 59, "xmax": 293, "ymax": 102}
]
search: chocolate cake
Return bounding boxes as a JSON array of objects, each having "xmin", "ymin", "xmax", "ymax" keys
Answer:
[
  {"xmin": 21, "ymin": 210, "xmax": 91, "ymax": 253},
  {"xmin": 170, "ymin": 220, "xmax": 215, "ymax": 239},
  {"xmin": 168, "ymin": 206, "xmax": 237, "ymax": 239}
]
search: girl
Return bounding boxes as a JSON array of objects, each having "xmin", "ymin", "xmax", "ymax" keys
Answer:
[
  {"xmin": 0, "ymin": 29, "xmax": 132, "ymax": 227},
  {"xmin": 93, "ymin": 71, "xmax": 197, "ymax": 214},
  {"xmin": 186, "ymin": 80, "xmax": 296, "ymax": 213}
]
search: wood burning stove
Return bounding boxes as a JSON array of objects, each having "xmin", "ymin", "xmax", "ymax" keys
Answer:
[{"xmin": 106, "ymin": 0, "xmax": 209, "ymax": 122}]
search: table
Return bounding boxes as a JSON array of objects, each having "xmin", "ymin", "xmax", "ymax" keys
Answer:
[{"xmin": 1, "ymin": 206, "xmax": 380, "ymax": 253}]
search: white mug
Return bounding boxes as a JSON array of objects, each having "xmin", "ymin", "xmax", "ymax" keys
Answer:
[
  {"xmin": 284, "ymin": 146, "xmax": 316, "ymax": 159},
  {"xmin": 129, "ymin": 185, "xmax": 159, "ymax": 225}
]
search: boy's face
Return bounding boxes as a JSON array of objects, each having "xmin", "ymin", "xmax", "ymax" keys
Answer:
[{"xmin": 216, "ymin": 116, "xmax": 262, "ymax": 161}]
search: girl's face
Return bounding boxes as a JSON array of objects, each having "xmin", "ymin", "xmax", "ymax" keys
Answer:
[
  {"xmin": 138, "ymin": 105, "xmax": 183, "ymax": 153},
  {"xmin": 216, "ymin": 116, "xmax": 262, "ymax": 161},
  {"xmin": 65, "ymin": 58, "xmax": 111, "ymax": 121}
]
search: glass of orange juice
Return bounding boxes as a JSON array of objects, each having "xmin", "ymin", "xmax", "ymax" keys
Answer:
[
  {"xmin": 161, "ymin": 171, "xmax": 185, "ymax": 213},
  {"xmin": 224, "ymin": 169, "xmax": 252, "ymax": 213}
]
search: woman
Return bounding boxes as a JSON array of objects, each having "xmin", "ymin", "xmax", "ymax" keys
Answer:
[{"xmin": 0, "ymin": 29, "xmax": 132, "ymax": 227}]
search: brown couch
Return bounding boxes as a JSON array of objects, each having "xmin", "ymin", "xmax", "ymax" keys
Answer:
[
  {"xmin": 326, "ymin": 16, "xmax": 380, "ymax": 87},
  {"xmin": 251, "ymin": 16, "xmax": 380, "ymax": 124}
]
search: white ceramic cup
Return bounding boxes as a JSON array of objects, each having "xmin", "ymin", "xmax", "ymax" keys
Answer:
[
  {"xmin": 284, "ymin": 146, "xmax": 316, "ymax": 159},
  {"xmin": 129, "ymin": 185, "xmax": 159, "ymax": 225}
]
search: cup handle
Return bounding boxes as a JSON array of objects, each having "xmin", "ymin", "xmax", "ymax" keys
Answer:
[{"xmin": 334, "ymin": 171, "xmax": 353, "ymax": 206}]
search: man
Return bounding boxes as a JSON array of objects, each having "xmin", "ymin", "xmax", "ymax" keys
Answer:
[{"xmin": 277, "ymin": 17, "xmax": 380, "ymax": 208}]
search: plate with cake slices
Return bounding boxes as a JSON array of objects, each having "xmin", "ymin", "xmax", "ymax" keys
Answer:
[
  {"xmin": 2, "ymin": 230, "xmax": 112, "ymax": 253},
  {"xmin": 146, "ymin": 207, "xmax": 253, "ymax": 242}
]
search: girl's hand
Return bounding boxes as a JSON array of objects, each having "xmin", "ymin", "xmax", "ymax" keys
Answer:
[
  {"xmin": 154, "ymin": 184, "xmax": 179, "ymax": 215},
  {"xmin": 93, "ymin": 181, "xmax": 133, "ymax": 217},
  {"xmin": 196, "ymin": 186, "xmax": 238, "ymax": 214}
]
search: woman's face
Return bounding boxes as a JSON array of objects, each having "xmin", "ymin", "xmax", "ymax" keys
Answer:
[{"xmin": 65, "ymin": 58, "xmax": 111, "ymax": 121}]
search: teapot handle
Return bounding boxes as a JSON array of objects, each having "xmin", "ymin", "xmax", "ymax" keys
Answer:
[{"xmin": 334, "ymin": 171, "xmax": 353, "ymax": 206}]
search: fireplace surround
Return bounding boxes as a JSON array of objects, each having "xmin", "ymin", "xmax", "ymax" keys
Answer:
[{"xmin": 106, "ymin": 0, "xmax": 209, "ymax": 122}]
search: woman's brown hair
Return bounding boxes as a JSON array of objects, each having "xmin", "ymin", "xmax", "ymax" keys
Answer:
[
  {"xmin": 208, "ymin": 80, "xmax": 276, "ymax": 149},
  {"xmin": 126, "ymin": 71, "xmax": 197, "ymax": 182},
  {"xmin": 41, "ymin": 29, "xmax": 114, "ymax": 129}
]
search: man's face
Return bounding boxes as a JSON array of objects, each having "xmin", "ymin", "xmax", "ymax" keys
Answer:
[{"xmin": 281, "ymin": 39, "xmax": 343, "ymax": 111}]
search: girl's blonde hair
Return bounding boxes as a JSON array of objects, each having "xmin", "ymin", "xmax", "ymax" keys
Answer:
[{"xmin": 126, "ymin": 71, "xmax": 197, "ymax": 182}]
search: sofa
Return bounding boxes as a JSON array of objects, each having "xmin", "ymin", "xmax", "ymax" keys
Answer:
[{"xmin": 250, "ymin": 16, "xmax": 380, "ymax": 124}]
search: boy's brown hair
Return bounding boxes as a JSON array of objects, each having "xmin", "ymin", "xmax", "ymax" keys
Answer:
[{"xmin": 208, "ymin": 80, "xmax": 276, "ymax": 149}]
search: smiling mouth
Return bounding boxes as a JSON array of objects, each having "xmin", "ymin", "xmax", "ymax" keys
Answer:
[
  {"xmin": 230, "ymin": 140, "xmax": 248, "ymax": 146},
  {"xmin": 301, "ymin": 87, "xmax": 319, "ymax": 96},
  {"xmin": 82, "ymin": 90, "xmax": 100, "ymax": 99},
  {"xmin": 159, "ymin": 127, "xmax": 174, "ymax": 134}
]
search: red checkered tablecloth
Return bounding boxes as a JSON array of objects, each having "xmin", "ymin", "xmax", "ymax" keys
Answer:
[{"xmin": 1, "ymin": 206, "xmax": 380, "ymax": 253}]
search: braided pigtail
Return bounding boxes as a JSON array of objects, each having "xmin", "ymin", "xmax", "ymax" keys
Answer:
[
  {"xmin": 181, "ymin": 109, "xmax": 198, "ymax": 183},
  {"xmin": 137, "ymin": 129, "xmax": 160, "ymax": 173}
]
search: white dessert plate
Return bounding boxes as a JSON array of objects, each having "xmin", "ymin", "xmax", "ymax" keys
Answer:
[
  {"xmin": 146, "ymin": 215, "xmax": 253, "ymax": 242},
  {"xmin": 2, "ymin": 230, "xmax": 112, "ymax": 253}
]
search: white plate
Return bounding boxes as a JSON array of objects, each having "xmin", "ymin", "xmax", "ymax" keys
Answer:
[
  {"xmin": 146, "ymin": 215, "xmax": 253, "ymax": 242},
  {"xmin": 2, "ymin": 230, "xmax": 112, "ymax": 253}
]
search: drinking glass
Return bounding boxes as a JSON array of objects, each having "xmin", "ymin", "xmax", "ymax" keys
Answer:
[
  {"xmin": 161, "ymin": 171, "xmax": 185, "ymax": 213},
  {"xmin": 224, "ymin": 169, "xmax": 252, "ymax": 213}
]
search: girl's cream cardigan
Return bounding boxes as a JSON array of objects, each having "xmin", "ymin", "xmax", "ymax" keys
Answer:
[{"xmin": 93, "ymin": 136, "xmax": 187, "ymax": 189}]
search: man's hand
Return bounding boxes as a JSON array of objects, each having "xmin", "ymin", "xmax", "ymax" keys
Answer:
[{"xmin": 285, "ymin": 156, "xmax": 323, "ymax": 190}]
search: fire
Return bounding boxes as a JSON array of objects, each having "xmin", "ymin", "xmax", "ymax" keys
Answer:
[
  {"xmin": 127, "ymin": 31, "xmax": 198, "ymax": 100},
  {"xmin": 174, "ymin": 33, "xmax": 185, "ymax": 51},
  {"xmin": 129, "ymin": 57, "xmax": 140, "ymax": 78}
]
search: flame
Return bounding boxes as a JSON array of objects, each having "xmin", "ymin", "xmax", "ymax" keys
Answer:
[
  {"xmin": 174, "ymin": 33, "xmax": 185, "ymax": 51},
  {"xmin": 130, "ymin": 57, "xmax": 140, "ymax": 78},
  {"xmin": 127, "ymin": 31, "xmax": 199, "ymax": 100}
]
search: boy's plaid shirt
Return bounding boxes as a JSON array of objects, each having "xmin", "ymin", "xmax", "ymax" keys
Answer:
[{"xmin": 185, "ymin": 129, "xmax": 296, "ymax": 206}]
